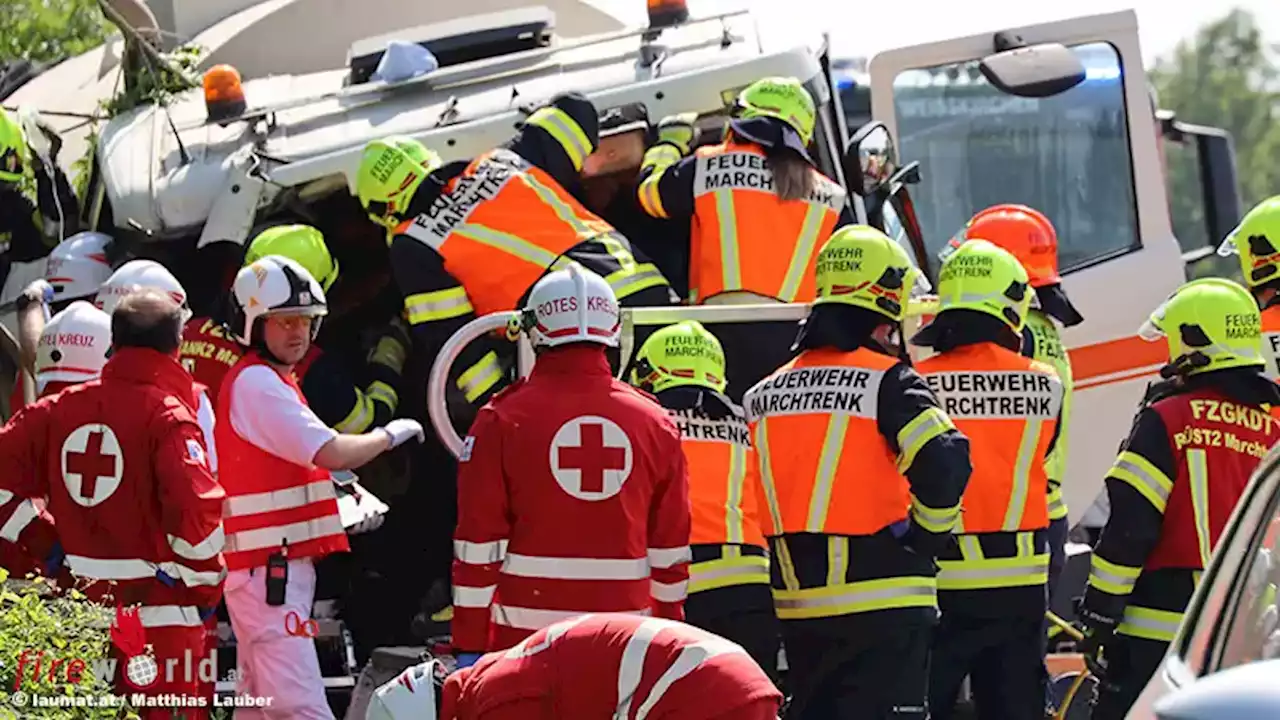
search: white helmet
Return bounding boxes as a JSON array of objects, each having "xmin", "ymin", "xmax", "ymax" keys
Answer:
[
  {"xmin": 44, "ymin": 231, "xmax": 114, "ymax": 303},
  {"xmin": 95, "ymin": 259, "xmax": 189, "ymax": 318},
  {"xmin": 229, "ymin": 254, "xmax": 328, "ymax": 345},
  {"xmin": 519, "ymin": 263, "xmax": 620, "ymax": 348},
  {"xmin": 364, "ymin": 659, "xmax": 445, "ymax": 720},
  {"xmin": 34, "ymin": 301, "xmax": 112, "ymax": 392}
]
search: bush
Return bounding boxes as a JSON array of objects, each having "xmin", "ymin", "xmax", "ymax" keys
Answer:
[{"xmin": 0, "ymin": 568, "xmax": 138, "ymax": 719}]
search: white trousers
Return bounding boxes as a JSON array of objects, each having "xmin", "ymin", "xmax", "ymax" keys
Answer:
[{"xmin": 225, "ymin": 558, "xmax": 333, "ymax": 719}]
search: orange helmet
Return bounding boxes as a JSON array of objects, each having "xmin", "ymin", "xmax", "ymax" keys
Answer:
[{"xmin": 950, "ymin": 204, "xmax": 1061, "ymax": 288}]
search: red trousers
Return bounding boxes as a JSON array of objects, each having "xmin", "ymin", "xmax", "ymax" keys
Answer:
[{"xmin": 111, "ymin": 623, "xmax": 212, "ymax": 720}]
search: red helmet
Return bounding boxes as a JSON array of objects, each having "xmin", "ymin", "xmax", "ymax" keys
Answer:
[{"xmin": 948, "ymin": 204, "xmax": 1061, "ymax": 288}]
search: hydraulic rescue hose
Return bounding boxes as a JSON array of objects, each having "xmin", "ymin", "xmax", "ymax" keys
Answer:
[{"xmin": 1045, "ymin": 611, "xmax": 1093, "ymax": 720}]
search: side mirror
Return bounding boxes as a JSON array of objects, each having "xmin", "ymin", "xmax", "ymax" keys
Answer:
[
  {"xmin": 1159, "ymin": 111, "xmax": 1242, "ymax": 247},
  {"xmin": 1153, "ymin": 658, "xmax": 1280, "ymax": 720},
  {"xmin": 979, "ymin": 32, "xmax": 1085, "ymax": 98},
  {"xmin": 844, "ymin": 121, "xmax": 898, "ymax": 197}
]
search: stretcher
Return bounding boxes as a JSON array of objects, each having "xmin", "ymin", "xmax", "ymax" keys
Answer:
[{"xmin": 1045, "ymin": 611, "xmax": 1097, "ymax": 720}]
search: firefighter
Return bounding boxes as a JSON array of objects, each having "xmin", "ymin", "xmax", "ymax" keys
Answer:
[
  {"xmin": 1076, "ymin": 277, "xmax": 1280, "ymax": 719},
  {"xmin": 0, "ymin": 288, "xmax": 224, "ymax": 716},
  {"xmin": 450, "ymin": 264, "xmax": 690, "ymax": 662},
  {"xmin": 1217, "ymin": 194, "xmax": 1280, "ymax": 380},
  {"xmin": 218, "ymin": 255, "xmax": 425, "ymax": 718},
  {"xmin": 742, "ymin": 225, "xmax": 971, "ymax": 719},
  {"xmin": 353, "ymin": 95, "xmax": 678, "ymax": 425},
  {"xmin": 0, "ymin": 107, "xmax": 79, "ymax": 272},
  {"xmin": 911, "ymin": 239, "xmax": 1064, "ymax": 720},
  {"xmin": 628, "ymin": 319, "xmax": 779, "ymax": 678},
  {"xmin": 438, "ymin": 613, "xmax": 783, "ymax": 720},
  {"xmin": 946, "ymin": 204, "xmax": 1086, "ymax": 708},
  {"xmin": 637, "ymin": 76, "xmax": 854, "ymax": 399}
]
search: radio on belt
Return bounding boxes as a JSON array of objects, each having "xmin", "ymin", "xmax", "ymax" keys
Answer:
[{"xmin": 266, "ymin": 540, "xmax": 289, "ymax": 606}]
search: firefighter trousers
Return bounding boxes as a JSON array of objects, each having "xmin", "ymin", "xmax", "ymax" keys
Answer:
[
  {"xmin": 685, "ymin": 582, "xmax": 780, "ymax": 683},
  {"xmin": 929, "ymin": 607, "xmax": 1046, "ymax": 720},
  {"xmin": 781, "ymin": 612, "xmax": 933, "ymax": 720},
  {"xmin": 1090, "ymin": 633, "xmax": 1168, "ymax": 720}
]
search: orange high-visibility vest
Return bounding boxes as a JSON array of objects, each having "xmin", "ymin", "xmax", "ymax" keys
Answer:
[
  {"xmin": 916, "ymin": 342, "xmax": 1063, "ymax": 533},
  {"xmin": 744, "ymin": 347, "xmax": 910, "ymax": 536},
  {"xmin": 689, "ymin": 139, "xmax": 846, "ymax": 304},
  {"xmin": 395, "ymin": 148, "xmax": 616, "ymax": 316},
  {"xmin": 1262, "ymin": 304, "xmax": 1280, "ymax": 381},
  {"xmin": 669, "ymin": 406, "xmax": 766, "ymax": 547}
]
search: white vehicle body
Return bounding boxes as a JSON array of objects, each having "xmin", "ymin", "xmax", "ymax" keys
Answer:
[{"xmin": 2, "ymin": 2, "xmax": 1234, "ymax": 527}]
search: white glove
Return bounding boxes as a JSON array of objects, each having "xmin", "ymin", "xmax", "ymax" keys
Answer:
[
  {"xmin": 379, "ymin": 418, "xmax": 425, "ymax": 449},
  {"xmin": 349, "ymin": 512, "xmax": 386, "ymax": 535},
  {"xmin": 18, "ymin": 279, "xmax": 53, "ymax": 309}
]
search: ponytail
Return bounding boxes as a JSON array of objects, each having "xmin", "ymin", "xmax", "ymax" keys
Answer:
[{"xmin": 765, "ymin": 147, "xmax": 815, "ymax": 202}]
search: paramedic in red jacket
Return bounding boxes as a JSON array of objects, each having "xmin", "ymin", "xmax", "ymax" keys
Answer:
[
  {"xmin": 441, "ymin": 613, "xmax": 782, "ymax": 720},
  {"xmin": 450, "ymin": 264, "xmax": 691, "ymax": 662},
  {"xmin": 217, "ymin": 255, "xmax": 425, "ymax": 719},
  {"xmin": 0, "ymin": 289, "xmax": 225, "ymax": 714}
]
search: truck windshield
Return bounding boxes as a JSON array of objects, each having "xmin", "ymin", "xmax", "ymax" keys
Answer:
[{"xmin": 887, "ymin": 42, "xmax": 1139, "ymax": 277}]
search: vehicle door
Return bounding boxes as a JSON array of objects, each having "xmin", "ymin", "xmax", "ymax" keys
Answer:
[{"xmin": 867, "ymin": 10, "xmax": 1182, "ymax": 523}]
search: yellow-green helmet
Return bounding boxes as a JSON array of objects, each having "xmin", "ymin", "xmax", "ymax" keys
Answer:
[
  {"xmin": 0, "ymin": 109, "xmax": 27, "ymax": 184},
  {"xmin": 1217, "ymin": 195, "xmax": 1280, "ymax": 289},
  {"xmin": 935, "ymin": 238, "xmax": 1032, "ymax": 333},
  {"xmin": 244, "ymin": 224, "xmax": 340, "ymax": 292},
  {"xmin": 814, "ymin": 225, "xmax": 920, "ymax": 322},
  {"xmin": 734, "ymin": 77, "xmax": 816, "ymax": 147},
  {"xmin": 1139, "ymin": 277, "xmax": 1264, "ymax": 375},
  {"xmin": 630, "ymin": 320, "xmax": 727, "ymax": 394},
  {"xmin": 355, "ymin": 135, "xmax": 443, "ymax": 229}
]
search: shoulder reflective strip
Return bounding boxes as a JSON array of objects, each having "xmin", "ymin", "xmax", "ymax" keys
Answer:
[
  {"xmin": 826, "ymin": 536, "xmax": 849, "ymax": 586},
  {"xmin": 452, "ymin": 584, "xmax": 496, "ymax": 608},
  {"xmin": 452, "ymin": 223, "xmax": 563, "ymax": 268},
  {"xmin": 0, "ymin": 498, "xmax": 39, "ymax": 541},
  {"xmin": 615, "ymin": 618, "xmax": 670, "ymax": 718},
  {"xmin": 689, "ymin": 555, "xmax": 770, "ymax": 594},
  {"xmin": 634, "ymin": 638, "xmax": 745, "ymax": 720},
  {"xmin": 454, "ymin": 539, "xmax": 509, "ymax": 565},
  {"xmin": 1001, "ymin": 419, "xmax": 1045, "ymax": 531},
  {"xmin": 724, "ymin": 443, "xmax": 748, "ymax": 544},
  {"xmin": 777, "ymin": 203, "xmax": 828, "ymax": 302},
  {"xmin": 1117, "ymin": 605, "xmax": 1183, "ymax": 643},
  {"xmin": 910, "ymin": 494, "xmax": 959, "ymax": 534},
  {"xmin": 223, "ymin": 480, "xmax": 335, "ymax": 518},
  {"xmin": 772, "ymin": 576, "xmax": 937, "ymax": 619},
  {"xmin": 524, "ymin": 107, "xmax": 592, "ymax": 171},
  {"xmin": 493, "ymin": 604, "xmax": 649, "ymax": 631},
  {"xmin": 0, "ymin": 489, "xmax": 13, "ymax": 505},
  {"xmin": 651, "ymin": 578, "xmax": 688, "ymax": 603},
  {"xmin": 224, "ymin": 514, "xmax": 345, "ymax": 553},
  {"xmin": 457, "ymin": 351, "xmax": 503, "ymax": 404},
  {"xmin": 754, "ymin": 421, "xmax": 785, "ymax": 536},
  {"xmin": 936, "ymin": 553, "xmax": 1049, "ymax": 590},
  {"xmin": 520, "ymin": 172, "xmax": 596, "ymax": 237},
  {"xmin": 648, "ymin": 546, "xmax": 692, "ymax": 569},
  {"xmin": 502, "ymin": 553, "xmax": 650, "ymax": 581},
  {"xmin": 805, "ymin": 415, "xmax": 851, "ymax": 531},
  {"xmin": 896, "ymin": 407, "xmax": 954, "ymax": 474},
  {"xmin": 334, "ymin": 391, "xmax": 375, "ymax": 434},
  {"xmin": 771, "ymin": 536, "xmax": 802, "ymax": 592},
  {"xmin": 367, "ymin": 380, "xmax": 398, "ymax": 409},
  {"xmin": 1109, "ymin": 450, "xmax": 1173, "ymax": 514},
  {"xmin": 404, "ymin": 287, "xmax": 473, "ymax": 325},
  {"xmin": 137, "ymin": 605, "xmax": 204, "ymax": 629},
  {"xmin": 714, "ymin": 190, "xmax": 742, "ymax": 291},
  {"xmin": 1186, "ymin": 448, "xmax": 1213, "ymax": 567},
  {"xmin": 503, "ymin": 614, "xmax": 592, "ymax": 659},
  {"xmin": 167, "ymin": 526, "xmax": 225, "ymax": 562},
  {"xmin": 606, "ymin": 262, "xmax": 669, "ymax": 300},
  {"xmin": 1088, "ymin": 555, "xmax": 1142, "ymax": 596}
]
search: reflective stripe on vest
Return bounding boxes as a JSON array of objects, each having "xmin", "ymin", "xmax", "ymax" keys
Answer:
[
  {"xmin": 689, "ymin": 549, "xmax": 769, "ymax": 594},
  {"xmin": 745, "ymin": 349, "xmax": 912, "ymax": 536},
  {"xmin": 918, "ymin": 346, "xmax": 1063, "ymax": 534},
  {"xmin": 936, "ymin": 531, "xmax": 1049, "ymax": 590},
  {"xmin": 1025, "ymin": 311, "xmax": 1073, "ymax": 519},
  {"xmin": 670, "ymin": 407, "xmax": 765, "ymax": 548},
  {"xmin": 689, "ymin": 141, "xmax": 844, "ymax": 304},
  {"xmin": 398, "ymin": 149, "xmax": 658, "ymax": 316}
]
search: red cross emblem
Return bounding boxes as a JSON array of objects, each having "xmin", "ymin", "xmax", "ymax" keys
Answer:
[
  {"xmin": 550, "ymin": 416, "xmax": 632, "ymax": 500},
  {"xmin": 62, "ymin": 424, "xmax": 123, "ymax": 507}
]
